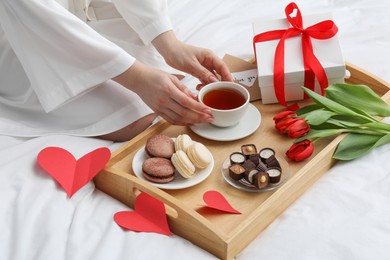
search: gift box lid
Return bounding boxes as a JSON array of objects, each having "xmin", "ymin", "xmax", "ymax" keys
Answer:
[{"xmin": 253, "ymin": 12, "xmax": 345, "ymax": 87}]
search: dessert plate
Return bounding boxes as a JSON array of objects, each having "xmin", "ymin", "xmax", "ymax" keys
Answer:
[
  {"xmin": 132, "ymin": 144, "xmax": 214, "ymax": 190},
  {"xmin": 221, "ymin": 155, "xmax": 291, "ymax": 192},
  {"xmin": 189, "ymin": 104, "xmax": 261, "ymax": 141}
]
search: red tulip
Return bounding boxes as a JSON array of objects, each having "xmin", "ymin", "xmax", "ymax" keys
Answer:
[
  {"xmin": 286, "ymin": 118, "xmax": 310, "ymax": 138},
  {"xmin": 274, "ymin": 110, "xmax": 297, "ymax": 134},
  {"xmin": 273, "ymin": 110, "xmax": 296, "ymax": 124},
  {"xmin": 275, "ymin": 117, "xmax": 309, "ymax": 136},
  {"xmin": 286, "ymin": 140, "xmax": 314, "ymax": 161},
  {"xmin": 275, "ymin": 117, "xmax": 294, "ymax": 134}
]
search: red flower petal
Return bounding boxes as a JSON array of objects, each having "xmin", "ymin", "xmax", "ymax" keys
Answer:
[{"xmin": 286, "ymin": 140, "xmax": 314, "ymax": 161}]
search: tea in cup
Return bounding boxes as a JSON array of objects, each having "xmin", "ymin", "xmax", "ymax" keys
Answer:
[{"xmin": 198, "ymin": 82, "xmax": 250, "ymax": 127}]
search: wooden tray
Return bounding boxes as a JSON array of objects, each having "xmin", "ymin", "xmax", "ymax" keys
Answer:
[{"xmin": 94, "ymin": 63, "xmax": 390, "ymax": 260}]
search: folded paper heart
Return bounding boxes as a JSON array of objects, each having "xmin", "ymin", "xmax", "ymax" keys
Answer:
[
  {"xmin": 37, "ymin": 146, "xmax": 111, "ymax": 198},
  {"xmin": 202, "ymin": 190, "xmax": 241, "ymax": 214},
  {"xmin": 114, "ymin": 192, "xmax": 172, "ymax": 236}
]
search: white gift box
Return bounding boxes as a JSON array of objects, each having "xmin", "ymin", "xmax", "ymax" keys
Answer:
[{"xmin": 253, "ymin": 12, "xmax": 346, "ymax": 104}]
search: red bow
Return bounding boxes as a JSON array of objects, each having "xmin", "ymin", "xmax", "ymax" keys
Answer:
[{"xmin": 253, "ymin": 2, "xmax": 338, "ymax": 110}]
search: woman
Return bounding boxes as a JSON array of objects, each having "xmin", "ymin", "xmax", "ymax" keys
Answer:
[{"xmin": 0, "ymin": 0, "xmax": 232, "ymax": 141}]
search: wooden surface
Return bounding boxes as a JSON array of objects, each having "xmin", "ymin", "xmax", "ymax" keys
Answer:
[{"xmin": 94, "ymin": 63, "xmax": 390, "ymax": 260}]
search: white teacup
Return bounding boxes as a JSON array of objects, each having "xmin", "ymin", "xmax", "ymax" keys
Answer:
[{"xmin": 198, "ymin": 81, "xmax": 250, "ymax": 127}]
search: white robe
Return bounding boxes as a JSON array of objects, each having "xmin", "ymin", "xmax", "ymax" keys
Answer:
[{"xmin": 0, "ymin": 0, "xmax": 173, "ymax": 137}]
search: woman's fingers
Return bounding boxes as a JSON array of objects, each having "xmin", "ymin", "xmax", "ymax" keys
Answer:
[
  {"xmin": 211, "ymin": 55, "xmax": 233, "ymax": 82},
  {"xmin": 161, "ymin": 77, "xmax": 213, "ymax": 125}
]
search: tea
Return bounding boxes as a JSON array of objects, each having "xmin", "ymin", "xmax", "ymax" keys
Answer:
[{"xmin": 202, "ymin": 88, "xmax": 246, "ymax": 110}]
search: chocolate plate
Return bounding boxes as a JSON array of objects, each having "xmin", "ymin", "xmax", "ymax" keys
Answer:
[{"xmin": 221, "ymin": 155, "xmax": 291, "ymax": 192}]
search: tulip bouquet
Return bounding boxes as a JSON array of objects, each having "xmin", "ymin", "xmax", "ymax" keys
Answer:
[{"xmin": 273, "ymin": 83, "xmax": 390, "ymax": 161}]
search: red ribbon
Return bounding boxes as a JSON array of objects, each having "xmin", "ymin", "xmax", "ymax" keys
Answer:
[{"xmin": 253, "ymin": 2, "xmax": 338, "ymax": 110}]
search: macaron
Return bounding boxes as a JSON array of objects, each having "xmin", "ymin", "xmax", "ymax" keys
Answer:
[
  {"xmin": 186, "ymin": 142, "xmax": 212, "ymax": 169},
  {"xmin": 175, "ymin": 134, "xmax": 193, "ymax": 153},
  {"xmin": 145, "ymin": 134, "xmax": 175, "ymax": 158},
  {"xmin": 142, "ymin": 157, "xmax": 176, "ymax": 183},
  {"xmin": 171, "ymin": 150, "xmax": 196, "ymax": 179}
]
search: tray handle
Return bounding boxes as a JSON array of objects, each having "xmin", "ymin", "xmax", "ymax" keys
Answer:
[
  {"xmin": 95, "ymin": 167, "xmax": 229, "ymax": 257},
  {"xmin": 346, "ymin": 62, "xmax": 390, "ymax": 96}
]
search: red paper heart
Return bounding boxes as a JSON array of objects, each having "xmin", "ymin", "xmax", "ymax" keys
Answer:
[
  {"xmin": 37, "ymin": 146, "xmax": 111, "ymax": 198},
  {"xmin": 114, "ymin": 192, "xmax": 172, "ymax": 236},
  {"xmin": 203, "ymin": 190, "xmax": 241, "ymax": 214}
]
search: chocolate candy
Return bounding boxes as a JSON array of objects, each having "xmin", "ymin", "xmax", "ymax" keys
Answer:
[
  {"xmin": 253, "ymin": 171, "xmax": 269, "ymax": 189},
  {"xmin": 256, "ymin": 161, "xmax": 268, "ymax": 172},
  {"xmin": 226, "ymin": 144, "xmax": 285, "ymax": 190},
  {"xmin": 245, "ymin": 168, "xmax": 259, "ymax": 184},
  {"xmin": 242, "ymin": 159, "xmax": 256, "ymax": 174},
  {"xmin": 241, "ymin": 144, "xmax": 257, "ymax": 159},
  {"xmin": 259, "ymin": 147, "xmax": 275, "ymax": 163},
  {"xmin": 229, "ymin": 164, "xmax": 246, "ymax": 180},
  {"xmin": 249, "ymin": 153, "xmax": 260, "ymax": 166},
  {"xmin": 267, "ymin": 167, "xmax": 282, "ymax": 183},
  {"xmin": 229, "ymin": 152, "xmax": 246, "ymax": 165},
  {"xmin": 265, "ymin": 154, "xmax": 281, "ymax": 169}
]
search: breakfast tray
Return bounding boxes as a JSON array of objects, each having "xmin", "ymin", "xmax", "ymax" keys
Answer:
[{"xmin": 94, "ymin": 63, "xmax": 390, "ymax": 260}]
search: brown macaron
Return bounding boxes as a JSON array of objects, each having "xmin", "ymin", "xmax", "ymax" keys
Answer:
[
  {"xmin": 142, "ymin": 157, "xmax": 176, "ymax": 183},
  {"xmin": 145, "ymin": 134, "xmax": 175, "ymax": 158}
]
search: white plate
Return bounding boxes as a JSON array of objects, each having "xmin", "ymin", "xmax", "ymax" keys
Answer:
[
  {"xmin": 221, "ymin": 155, "xmax": 290, "ymax": 192},
  {"xmin": 189, "ymin": 103, "xmax": 261, "ymax": 141},
  {"xmin": 132, "ymin": 142, "xmax": 214, "ymax": 190}
]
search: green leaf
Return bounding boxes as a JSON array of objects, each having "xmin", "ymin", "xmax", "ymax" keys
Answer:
[
  {"xmin": 325, "ymin": 117, "xmax": 372, "ymax": 129},
  {"xmin": 295, "ymin": 129, "xmax": 343, "ymax": 142},
  {"xmin": 333, "ymin": 133, "xmax": 390, "ymax": 160},
  {"xmin": 296, "ymin": 104, "xmax": 322, "ymax": 116},
  {"xmin": 310, "ymin": 121, "xmax": 347, "ymax": 130},
  {"xmin": 348, "ymin": 106, "xmax": 379, "ymax": 122},
  {"xmin": 362, "ymin": 121, "xmax": 390, "ymax": 132},
  {"xmin": 332, "ymin": 115, "xmax": 375, "ymax": 125},
  {"xmin": 301, "ymin": 110, "xmax": 336, "ymax": 126},
  {"xmin": 302, "ymin": 87, "xmax": 363, "ymax": 118},
  {"xmin": 326, "ymin": 83, "xmax": 390, "ymax": 117}
]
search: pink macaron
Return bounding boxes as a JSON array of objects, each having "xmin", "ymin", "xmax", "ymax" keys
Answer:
[{"xmin": 142, "ymin": 157, "xmax": 176, "ymax": 183}]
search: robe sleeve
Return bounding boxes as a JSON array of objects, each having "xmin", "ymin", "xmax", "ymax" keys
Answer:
[
  {"xmin": 0, "ymin": 0, "xmax": 135, "ymax": 112},
  {"xmin": 111, "ymin": 0, "xmax": 173, "ymax": 45}
]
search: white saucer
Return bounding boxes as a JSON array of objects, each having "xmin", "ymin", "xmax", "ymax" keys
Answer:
[{"xmin": 189, "ymin": 103, "xmax": 261, "ymax": 141}]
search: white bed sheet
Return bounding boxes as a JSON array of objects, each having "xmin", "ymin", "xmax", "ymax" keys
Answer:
[{"xmin": 1, "ymin": 0, "xmax": 390, "ymax": 259}]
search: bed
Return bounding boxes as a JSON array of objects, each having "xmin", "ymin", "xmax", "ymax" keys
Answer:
[{"xmin": 1, "ymin": 0, "xmax": 390, "ymax": 259}]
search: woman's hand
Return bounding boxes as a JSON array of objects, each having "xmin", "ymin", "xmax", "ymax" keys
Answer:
[
  {"xmin": 152, "ymin": 31, "xmax": 233, "ymax": 87},
  {"xmin": 113, "ymin": 61, "xmax": 213, "ymax": 125},
  {"xmin": 113, "ymin": 31, "xmax": 232, "ymax": 126}
]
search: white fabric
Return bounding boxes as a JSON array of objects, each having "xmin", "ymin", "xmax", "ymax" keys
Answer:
[
  {"xmin": 0, "ymin": 0, "xmax": 133, "ymax": 112},
  {"xmin": 111, "ymin": 0, "xmax": 173, "ymax": 45},
  {"xmin": 0, "ymin": 135, "xmax": 214, "ymax": 260},
  {"xmin": 1, "ymin": 0, "xmax": 390, "ymax": 260},
  {"xmin": 0, "ymin": 0, "xmax": 173, "ymax": 137}
]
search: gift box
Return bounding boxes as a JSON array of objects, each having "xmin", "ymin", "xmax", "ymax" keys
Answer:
[{"xmin": 253, "ymin": 3, "xmax": 345, "ymax": 107}]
